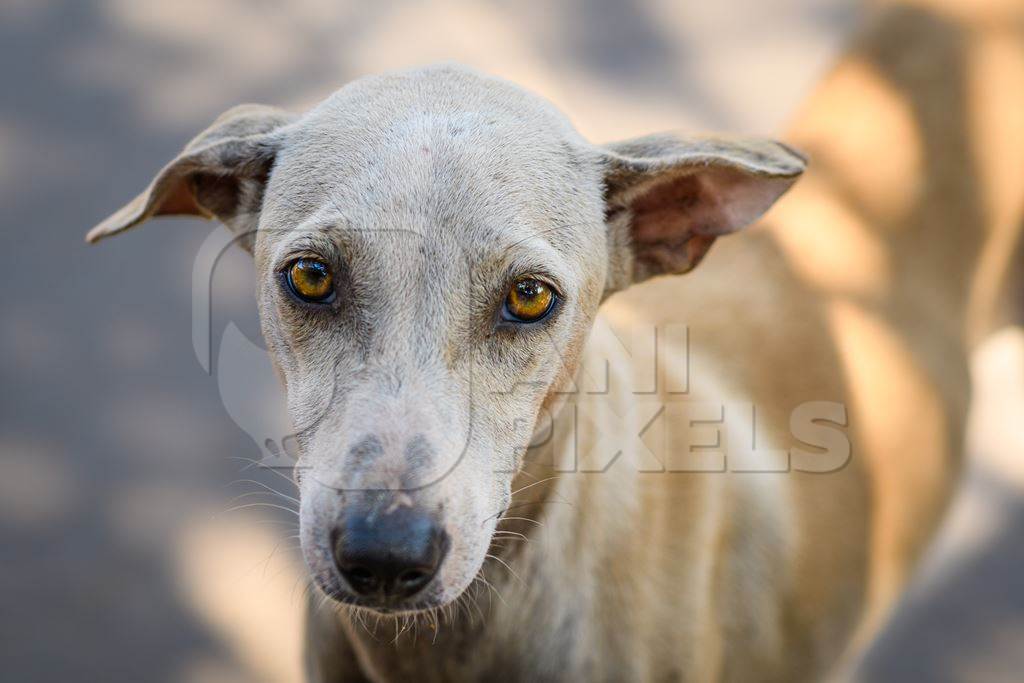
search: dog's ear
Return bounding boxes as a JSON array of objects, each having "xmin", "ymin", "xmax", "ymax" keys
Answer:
[
  {"xmin": 86, "ymin": 104, "xmax": 295, "ymax": 251},
  {"xmin": 601, "ymin": 134, "xmax": 806, "ymax": 290}
]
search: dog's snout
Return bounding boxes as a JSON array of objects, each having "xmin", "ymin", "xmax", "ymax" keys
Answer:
[{"xmin": 333, "ymin": 506, "xmax": 448, "ymax": 601}]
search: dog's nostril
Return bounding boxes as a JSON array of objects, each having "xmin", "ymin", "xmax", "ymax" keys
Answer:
[{"xmin": 341, "ymin": 565, "xmax": 380, "ymax": 594}]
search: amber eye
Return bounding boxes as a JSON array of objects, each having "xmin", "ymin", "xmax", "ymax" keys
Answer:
[
  {"xmin": 503, "ymin": 278, "xmax": 556, "ymax": 323},
  {"xmin": 286, "ymin": 258, "xmax": 335, "ymax": 303}
]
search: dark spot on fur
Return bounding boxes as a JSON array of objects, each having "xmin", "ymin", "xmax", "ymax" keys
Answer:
[
  {"xmin": 347, "ymin": 434, "xmax": 383, "ymax": 469},
  {"xmin": 404, "ymin": 435, "xmax": 433, "ymax": 470},
  {"xmin": 401, "ymin": 435, "xmax": 434, "ymax": 488}
]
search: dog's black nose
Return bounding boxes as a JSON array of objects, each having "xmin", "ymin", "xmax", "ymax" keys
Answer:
[{"xmin": 333, "ymin": 506, "xmax": 448, "ymax": 601}]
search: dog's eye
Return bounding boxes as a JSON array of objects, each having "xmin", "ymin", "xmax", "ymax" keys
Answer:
[
  {"xmin": 502, "ymin": 278, "xmax": 555, "ymax": 323},
  {"xmin": 287, "ymin": 259, "xmax": 335, "ymax": 303}
]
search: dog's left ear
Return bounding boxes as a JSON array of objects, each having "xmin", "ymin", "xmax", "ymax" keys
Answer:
[
  {"xmin": 86, "ymin": 104, "xmax": 295, "ymax": 251},
  {"xmin": 601, "ymin": 134, "xmax": 806, "ymax": 291}
]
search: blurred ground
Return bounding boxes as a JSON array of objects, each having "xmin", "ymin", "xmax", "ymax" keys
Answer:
[{"xmin": 0, "ymin": 1, "xmax": 1021, "ymax": 681}]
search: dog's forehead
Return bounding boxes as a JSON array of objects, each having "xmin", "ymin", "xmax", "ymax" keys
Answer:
[
  {"xmin": 258, "ymin": 65, "xmax": 601, "ymax": 263},
  {"xmin": 302, "ymin": 63, "xmax": 578, "ymax": 146}
]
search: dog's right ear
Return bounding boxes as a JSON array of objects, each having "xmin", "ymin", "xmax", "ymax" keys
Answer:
[{"xmin": 86, "ymin": 104, "xmax": 295, "ymax": 252}]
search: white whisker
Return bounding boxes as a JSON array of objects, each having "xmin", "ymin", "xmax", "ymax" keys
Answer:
[{"xmin": 485, "ymin": 553, "xmax": 526, "ymax": 587}]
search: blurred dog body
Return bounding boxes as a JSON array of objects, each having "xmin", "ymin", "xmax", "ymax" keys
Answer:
[{"xmin": 770, "ymin": 0, "xmax": 1024, "ymax": 659}]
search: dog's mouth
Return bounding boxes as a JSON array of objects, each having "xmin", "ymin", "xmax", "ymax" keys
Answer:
[
  {"xmin": 315, "ymin": 582, "xmax": 445, "ymax": 615},
  {"xmin": 319, "ymin": 589, "xmax": 448, "ymax": 618},
  {"xmin": 305, "ymin": 559, "xmax": 451, "ymax": 614}
]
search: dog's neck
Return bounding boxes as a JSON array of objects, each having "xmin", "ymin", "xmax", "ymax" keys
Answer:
[{"xmin": 330, "ymin": 461, "xmax": 591, "ymax": 682}]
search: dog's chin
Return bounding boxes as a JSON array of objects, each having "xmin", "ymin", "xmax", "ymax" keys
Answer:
[{"xmin": 314, "ymin": 581, "xmax": 459, "ymax": 616}]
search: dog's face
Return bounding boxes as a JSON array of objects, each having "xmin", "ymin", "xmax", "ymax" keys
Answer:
[{"xmin": 88, "ymin": 64, "xmax": 804, "ymax": 614}]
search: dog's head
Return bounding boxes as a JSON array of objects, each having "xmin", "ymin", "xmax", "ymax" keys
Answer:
[{"xmin": 88, "ymin": 64, "xmax": 804, "ymax": 614}]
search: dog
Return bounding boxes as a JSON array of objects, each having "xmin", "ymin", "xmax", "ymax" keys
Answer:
[{"xmin": 87, "ymin": 1, "xmax": 1024, "ymax": 679}]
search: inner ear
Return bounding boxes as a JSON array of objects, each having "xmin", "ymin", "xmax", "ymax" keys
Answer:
[
  {"xmin": 627, "ymin": 172, "xmax": 718, "ymax": 277},
  {"xmin": 192, "ymin": 171, "xmax": 245, "ymax": 220},
  {"xmin": 158, "ymin": 178, "xmax": 207, "ymax": 216}
]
